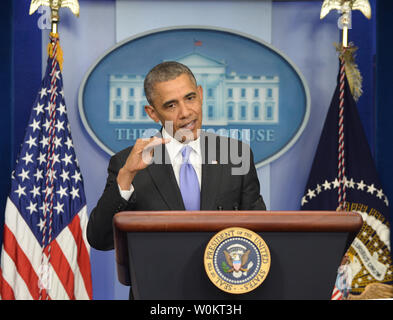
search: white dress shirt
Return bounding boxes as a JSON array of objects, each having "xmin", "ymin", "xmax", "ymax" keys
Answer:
[{"xmin": 118, "ymin": 128, "xmax": 202, "ymax": 201}]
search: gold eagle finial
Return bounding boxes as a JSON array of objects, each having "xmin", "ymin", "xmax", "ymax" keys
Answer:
[
  {"xmin": 320, "ymin": 0, "xmax": 371, "ymax": 20},
  {"xmin": 29, "ymin": 0, "xmax": 79, "ymax": 34},
  {"xmin": 29, "ymin": 0, "xmax": 80, "ymax": 17}
]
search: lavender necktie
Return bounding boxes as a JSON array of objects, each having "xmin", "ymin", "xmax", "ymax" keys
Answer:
[{"xmin": 179, "ymin": 145, "xmax": 200, "ymax": 211}]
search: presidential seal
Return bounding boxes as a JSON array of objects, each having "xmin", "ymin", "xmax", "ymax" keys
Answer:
[{"xmin": 204, "ymin": 227, "xmax": 271, "ymax": 294}]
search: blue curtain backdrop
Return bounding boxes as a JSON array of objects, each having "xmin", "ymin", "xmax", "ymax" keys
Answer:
[
  {"xmin": 0, "ymin": 0, "xmax": 13, "ymax": 251},
  {"xmin": 350, "ymin": 1, "xmax": 377, "ymax": 155},
  {"xmin": 0, "ymin": 0, "xmax": 42, "ymax": 250},
  {"xmin": 376, "ymin": 0, "xmax": 393, "ymax": 248}
]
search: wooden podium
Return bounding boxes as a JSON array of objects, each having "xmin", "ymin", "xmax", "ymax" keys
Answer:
[{"xmin": 113, "ymin": 211, "xmax": 362, "ymax": 300}]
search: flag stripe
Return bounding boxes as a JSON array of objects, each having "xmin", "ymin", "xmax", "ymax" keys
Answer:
[
  {"xmin": 0, "ymin": 254, "xmax": 17, "ymax": 300},
  {"xmin": 331, "ymin": 286, "xmax": 343, "ymax": 300},
  {"xmin": 77, "ymin": 208, "xmax": 93, "ymax": 299},
  {"xmin": 4, "ymin": 198, "xmax": 42, "ymax": 274},
  {"xmin": 1, "ymin": 251, "xmax": 33, "ymax": 299},
  {"xmin": 2, "ymin": 224, "xmax": 40, "ymax": 299},
  {"xmin": 55, "ymin": 213, "xmax": 91, "ymax": 299},
  {"xmin": 44, "ymin": 240, "xmax": 76, "ymax": 300},
  {"xmin": 68, "ymin": 210, "xmax": 93, "ymax": 299}
]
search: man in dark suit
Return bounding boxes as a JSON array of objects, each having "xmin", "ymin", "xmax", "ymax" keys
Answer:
[{"xmin": 87, "ymin": 61, "xmax": 266, "ymax": 251}]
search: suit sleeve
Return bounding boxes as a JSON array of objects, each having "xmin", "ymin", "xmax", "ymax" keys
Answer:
[
  {"xmin": 239, "ymin": 147, "xmax": 266, "ymax": 210},
  {"xmin": 87, "ymin": 153, "xmax": 136, "ymax": 251}
]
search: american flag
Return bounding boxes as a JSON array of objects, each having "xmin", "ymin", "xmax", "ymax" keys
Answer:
[{"xmin": 0, "ymin": 34, "xmax": 92, "ymax": 300}]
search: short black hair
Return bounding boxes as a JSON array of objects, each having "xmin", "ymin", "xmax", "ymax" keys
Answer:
[{"xmin": 144, "ymin": 61, "xmax": 197, "ymax": 106}]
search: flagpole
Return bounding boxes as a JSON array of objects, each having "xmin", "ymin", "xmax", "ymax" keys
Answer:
[
  {"xmin": 342, "ymin": 27, "xmax": 348, "ymax": 49},
  {"xmin": 320, "ymin": 0, "xmax": 371, "ymax": 210},
  {"xmin": 51, "ymin": 8, "xmax": 58, "ymax": 35},
  {"xmin": 319, "ymin": 0, "xmax": 376, "ymax": 299},
  {"xmin": 340, "ymin": 3, "xmax": 351, "ymax": 48}
]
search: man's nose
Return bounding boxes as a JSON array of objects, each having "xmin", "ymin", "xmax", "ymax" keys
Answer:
[{"xmin": 178, "ymin": 101, "xmax": 192, "ymax": 118}]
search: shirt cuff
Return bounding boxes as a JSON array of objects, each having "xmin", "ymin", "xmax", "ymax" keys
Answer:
[{"xmin": 118, "ymin": 183, "xmax": 134, "ymax": 201}]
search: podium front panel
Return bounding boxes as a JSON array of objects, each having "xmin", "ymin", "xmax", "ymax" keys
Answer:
[
  {"xmin": 113, "ymin": 211, "xmax": 363, "ymax": 300},
  {"xmin": 127, "ymin": 231, "xmax": 348, "ymax": 300}
]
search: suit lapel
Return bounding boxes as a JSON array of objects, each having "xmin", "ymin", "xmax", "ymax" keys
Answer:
[
  {"xmin": 147, "ymin": 142, "xmax": 185, "ymax": 210},
  {"xmin": 146, "ymin": 130, "xmax": 222, "ymax": 210},
  {"xmin": 200, "ymin": 132, "xmax": 222, "ymax": 210}
]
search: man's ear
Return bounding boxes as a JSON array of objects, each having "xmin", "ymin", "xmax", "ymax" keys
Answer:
[
  {"xmin": 197, "ymin": 85, "xmax": 203, "ymax": 100},
  {"xmin": 145, "ymin": 105, "xmax": 159, "ymax": 123}
]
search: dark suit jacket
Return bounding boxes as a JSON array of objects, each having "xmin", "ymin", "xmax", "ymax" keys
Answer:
[{"xmin": 87, "ymin": 131, "xmax": 266, "ymax": 250}]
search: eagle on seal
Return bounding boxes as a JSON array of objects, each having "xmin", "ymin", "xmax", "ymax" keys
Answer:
[{"xmin": 224, "ymin": 249, "xmax": 251, "ymax": 273}]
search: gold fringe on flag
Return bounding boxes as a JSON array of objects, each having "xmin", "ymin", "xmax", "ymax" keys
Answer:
[
  {"xmin": 334, "ymin": 42, "xmax": 363, "ymax": 101},
  {"xmin": 47, "ymin": 32, "xmax": 64, "ymax": 72}
]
